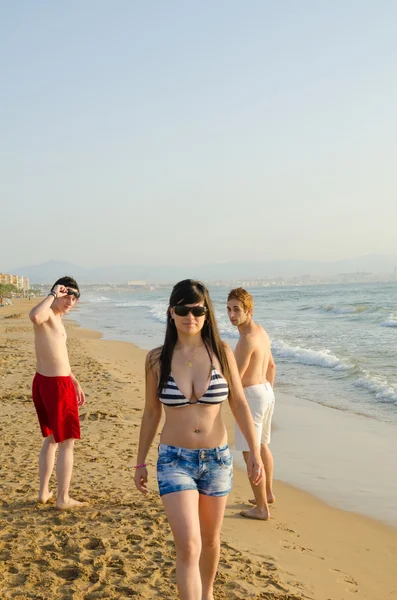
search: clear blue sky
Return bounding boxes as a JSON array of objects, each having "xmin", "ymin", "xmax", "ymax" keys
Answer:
[{"xmin": 1, "ymin": 1, "xmax": 397, "ymax": 269}]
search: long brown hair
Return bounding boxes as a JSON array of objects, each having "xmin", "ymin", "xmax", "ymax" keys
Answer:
[{"xmin": 156, "ymin": 279, "xmax": 232, "ymax": 396}]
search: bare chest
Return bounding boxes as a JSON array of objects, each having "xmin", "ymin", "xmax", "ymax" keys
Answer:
[{"xmin": 37, "ymin": 320, "xmax": 67, "ymax": 346}]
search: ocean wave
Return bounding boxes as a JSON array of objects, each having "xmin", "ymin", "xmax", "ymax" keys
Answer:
[
  {"xmin": 115, "ymin": 300, "xmax": 169, "ymax": 324},
  {"xmin": 114, "ymin": 301, "xmax": 241, "ymax": 334},
  {"xmin": 215, "ymin": 314, "xmax": 239, "ymax": 339},
  {"xmin": 319, "ymin": 304, "xmax": 369, "ymax": 315},
  {"xmin": 89, "ymin": 296, "xmax": 112, "ymax": 303},
  {"xmin": 301, "ymin": 304, "xmax": 393, "ymax": 320},
  {"xmin": 115, "ymin": 300, "xmax": 158, "ymax": 308},
  {"xmin": 149, "ymin": 303, "xmax": 168, "ymax": 324},
  {"xmin": 354, "ymin": 375, "xmax": 397, "ymax": 404},
  {"xmin": 218, "ymin": 325, "xmax": 239, "ymax": 339},
  {"xmin": 380, "ymin": 316, "xmax": 397, "ymax": 328},
  {"xmin": 272, "ymin": 340, "xmax": 352, "ymax": 370}
]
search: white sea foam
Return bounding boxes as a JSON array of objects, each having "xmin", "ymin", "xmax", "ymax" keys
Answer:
[
  {"xmin": 216, "ymin": 313, "xmax": 239, "ymax": 339},
  {"xmin": 380, "ymin": 315, "xmax": 397, "ymax": 328},
  {"xmin": 219, "ymin": 327, "xmax": 239, "ymax": 339},
  {"xmin": 318, "ymin": 305, "xmax": 368, "ymax": 315},
  {"xmin": 89, "ymin": 296, "xmax": 112, "ymax": 303},
  {"xmin": 115, "ymin": 300, "xmax": 155, "ymax": 308},
  {"xmin": 149, "ymin": 303, "xmax": 168, "ymax": 324},
  {"xmin": 115, "ymin": 300, "xmax": 168, "ymax": 324},
  {"xmin": 354, "ymin": 375, "xmax": 397, "ymax": 404},
  {"xmin": 272, "ymin": 340, "xmax": 351, "ymax": 370}
]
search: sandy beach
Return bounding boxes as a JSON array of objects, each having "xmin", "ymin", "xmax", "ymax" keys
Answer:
[{"xmin": 1, "ymin": 299, "xmax": 396, "ymax": 600}]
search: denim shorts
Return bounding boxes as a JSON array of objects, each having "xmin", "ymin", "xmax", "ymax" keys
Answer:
[{"xmin": 157, "ymin": 443, "xmax": 233, "ymax": 497}]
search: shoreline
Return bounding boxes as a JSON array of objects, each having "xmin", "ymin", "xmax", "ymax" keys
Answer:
[
  {"xmin": 73, "ymin": 298, "xmax": 397, "ymax": 527},
  {"xmin": 269, "ymin": 391, "xmax": 397, "ymax": 527},
  {"xmin": 1, "ymin": 299, "xmax": 396, "ymax": 599}
]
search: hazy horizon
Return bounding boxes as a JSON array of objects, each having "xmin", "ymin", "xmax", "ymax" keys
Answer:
[
  {"xmin": 6, "ymin": 251, "xmax": 397, "ymax": 270},
  {"xmin": 5, "ymin": 253, "xmax": 397, "ymax": 285},
  {"xmin": 2, "ymin": 2, "xmax": 397, "ymax": 268}
]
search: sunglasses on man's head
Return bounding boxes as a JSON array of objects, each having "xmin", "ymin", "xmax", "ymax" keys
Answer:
[
  {"xmin": 67, "ymin": 288, "xmax": 80, "ymax": 299},
  {"xmin": 173, "ymin": 305, "xmax": 207, "ymax": 317}
]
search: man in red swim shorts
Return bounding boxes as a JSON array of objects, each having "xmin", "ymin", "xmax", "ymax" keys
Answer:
[{"xmin": 30, "ymin": 276, "xmax": 87, "ymax": 510}]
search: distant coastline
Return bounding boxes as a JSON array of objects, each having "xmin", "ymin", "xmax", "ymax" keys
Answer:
[
  {"xmin": 7, "ymin": 254, "xmax": 397, "ymax": 286},
  {"xmin": 31, "ymin": 275, "xmax": 397, "ymax": 293}
]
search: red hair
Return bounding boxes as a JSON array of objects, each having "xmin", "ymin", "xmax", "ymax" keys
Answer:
[{"xmin": 227, "ymin": 288, "xmax": 253, "ymax": 312}]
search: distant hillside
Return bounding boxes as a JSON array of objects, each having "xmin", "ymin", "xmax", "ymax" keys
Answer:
[
  {"xmin": 10, "ymin": 261, "xmax": 86, "ymax": 284},
  {"xmin": 7, "ymin": 254, "xmax": 397, "ymax": 284}
]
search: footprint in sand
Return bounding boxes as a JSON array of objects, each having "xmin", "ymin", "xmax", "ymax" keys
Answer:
[
  {"xmin": 6, "ymin": 572, "xmax": 27, "ymax": 587},
  {"xmin": 280, "ymin": 540, "xmax": 324, "ymax": 559},
  {"xmin": 330, "ymin": 568, "xmax": 359, "ymax": 593},
  {"xmin": 56, "ymin": 566, "xmax": 80, "ymax": 581},
  {"xmin": 81, "ymin": 410, "xmax": 120, "ymax": 421},
  {"xmin": 276, "ymin": 522, "xmax": 298, "ymax": 535},
  {"xmin": 107, "ymin": 555, "xmax": 127, "ymax": 575},
  {"xmin": 85, "ymin": 537, "xmax": 107, "ymax": 551}
]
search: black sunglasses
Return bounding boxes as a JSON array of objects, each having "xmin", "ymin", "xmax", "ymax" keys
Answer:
[
  {"xmin": 67, "ymin": 288, "xmax": 80, "ymax": 299},
  {"xmin": 173, "ymin": 305, "xmax": 207, "ymax": 317}
]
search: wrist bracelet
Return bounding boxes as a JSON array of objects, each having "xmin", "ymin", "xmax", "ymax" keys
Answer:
[
  {"xmin": 48, "ymin": 291, "xmax": 56, "ymax": 299},
  {"xmin": 134, "ymin": 463, "xmax": 147, "ymax": 469}
]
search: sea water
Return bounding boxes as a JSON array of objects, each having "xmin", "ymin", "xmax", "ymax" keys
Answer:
[{"xmin": 73, "ymin": 281, "xmax": 397, "ymax": 424}]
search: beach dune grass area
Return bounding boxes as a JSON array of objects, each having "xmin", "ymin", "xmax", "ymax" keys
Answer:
[{"xmin": 0, "ymin": 300, "xmax": 396, "ymax": 599}]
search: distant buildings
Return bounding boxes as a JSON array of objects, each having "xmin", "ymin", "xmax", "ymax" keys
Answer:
[
  {"xmin": 208, "ymin": 269, "xmax": 397, "ymax": 288},
  {"xmin": 127, "ymin": 280, "xmax": 147, "ymax": 287},
  {"xmin": 0, "ymin": 273, "xmax": 30, "ymax": 292}
]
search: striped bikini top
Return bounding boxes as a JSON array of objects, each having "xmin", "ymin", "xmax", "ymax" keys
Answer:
[{"xmin": 159, "ymin": 348, "xmax": 229, "ymax": 408}]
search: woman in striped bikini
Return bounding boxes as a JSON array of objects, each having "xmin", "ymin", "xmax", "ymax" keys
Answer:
[{"xmin": 134, "ymin": 279, "xmax": 263, "ymax": 600}]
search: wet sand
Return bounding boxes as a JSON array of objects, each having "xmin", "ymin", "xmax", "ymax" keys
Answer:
[
  {"xmin": 1, "ymin": 299, "xmax": 396, "ymax": 599},
  {"xmin": 268, "ymin": 390, "xmax": 397, "ymax": 526}
]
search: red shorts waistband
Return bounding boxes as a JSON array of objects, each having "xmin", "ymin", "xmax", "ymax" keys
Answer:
[{"xmin": 35, "ymin": 372, "xmax": 72, "ymax": 380}]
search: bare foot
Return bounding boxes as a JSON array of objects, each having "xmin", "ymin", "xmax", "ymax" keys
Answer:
[
  {"xmin": 56, "ymin": 498, "xmax": 88, "ymax": 511},
  {"xmin": 38, "ymin": 490, "xmax": 54, "ymax": 504},
  {"xmin": 240, "ymin": 507, "xmax": 269, "ymax": 521},
  {"xmin": 249, "ymin": 494, "xmax": 275, "ymax": 505}
]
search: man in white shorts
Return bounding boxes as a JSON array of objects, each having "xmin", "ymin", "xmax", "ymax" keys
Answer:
[{"xmin": 227, "ymin": 288, "xmax": 276, "ymax": 520}]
